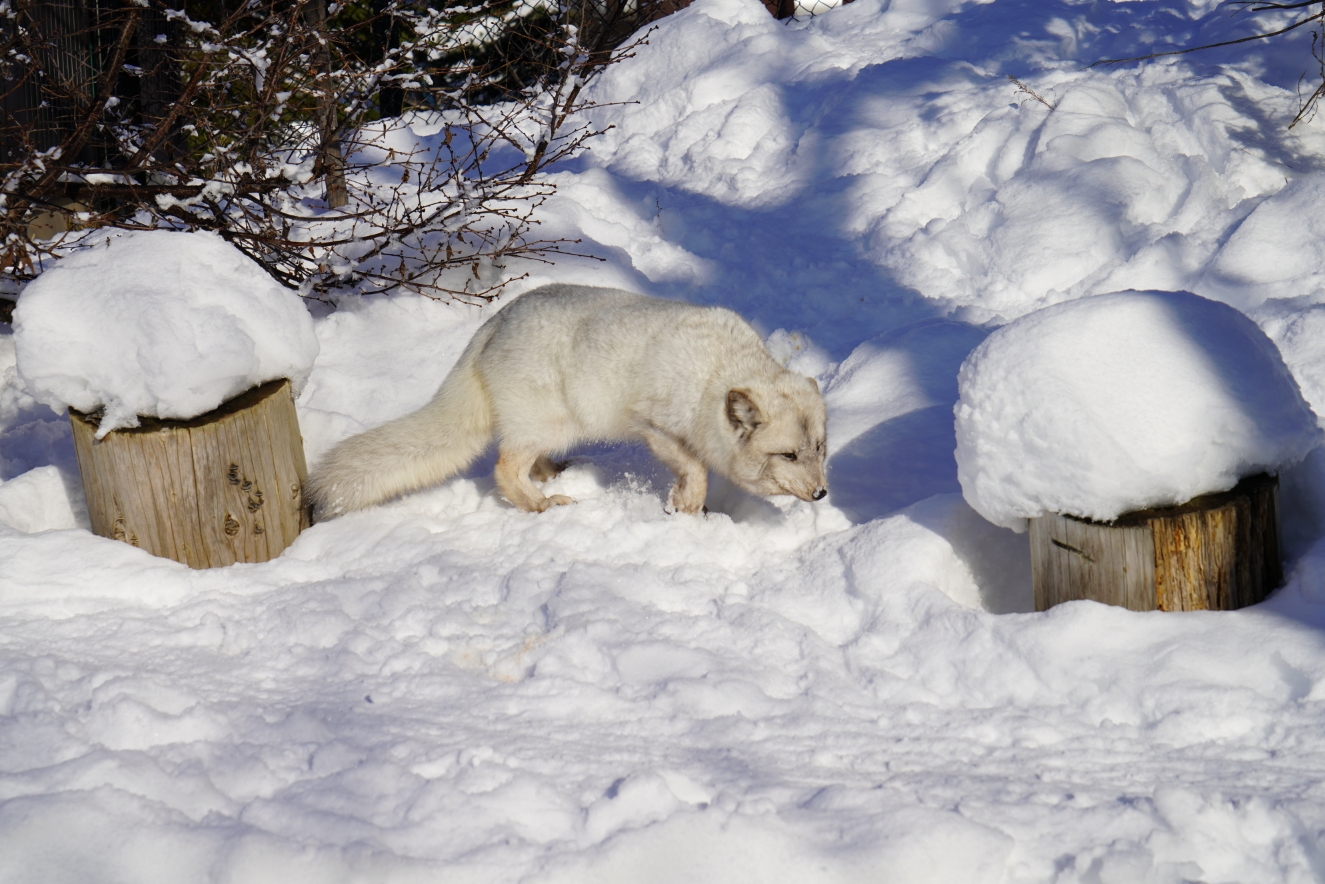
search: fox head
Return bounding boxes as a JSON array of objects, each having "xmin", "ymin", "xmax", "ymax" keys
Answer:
[{"xmin": 723, "ymin": 375, "xmax": 828, "ymax": 503}]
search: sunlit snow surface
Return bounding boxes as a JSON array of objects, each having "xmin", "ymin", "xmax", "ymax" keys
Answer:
[{"xmin": 9, "ymin": 0, "xmax": 1325, "ymax": 881}]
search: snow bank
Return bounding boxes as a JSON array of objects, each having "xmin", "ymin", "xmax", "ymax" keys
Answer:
[
  {"xmin": 956, "ymin": 290, "xmax": 1321, "ymax": 530},
  {"xmin": 575, "ymin": 0, "xmax": 1325, "ymax": 327},
  {"xmin": 866, "ymin": 66, "xmax": 1297, "ymax": 321},
  {"xmin": 14, "ymin": 230, "xmax": 319, "ymax": 437},
  {"xmin": 1261, "ymin": 303, "xmax": 1325, "ymax": 424},
  {"xmin": 0, "ymin": 465, "xmax": 85, "ymax": 534},
  {"xmin": 1206, "ymin": 176, "xmax": 1325, "ymax": 309},
  {"xmin": 9, "ymin": 0, "xmax": 1325, "ymax": 881}
]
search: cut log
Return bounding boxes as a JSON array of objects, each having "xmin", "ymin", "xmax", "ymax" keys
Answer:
[
  {"xmin": 70, "ymin": 379, "xmax": 310, "ymax": 569},
  {"xmin": 1029, "ymin": 473, "xmax": 1280, "ymax": 613}
]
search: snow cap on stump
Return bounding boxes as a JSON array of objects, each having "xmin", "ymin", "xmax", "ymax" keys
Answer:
[
  {"xmin": 14, "ymin": 229, "xmax": 319, "ymax": 437},
  {"xmin": 955, "ymin": 290, "xmax": 1321, "ymax": 532}
]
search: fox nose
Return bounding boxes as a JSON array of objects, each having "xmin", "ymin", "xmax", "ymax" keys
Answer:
[{"xmin": 812, "ymin": 487, "xmax": 827, "ymax": 501}]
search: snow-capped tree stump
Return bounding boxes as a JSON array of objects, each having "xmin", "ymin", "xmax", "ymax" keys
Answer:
[
  {"xmin": 69, "ymin": 379, "xmax": 310, "ymax": 569},
  {"xmin": 1029, "ymin": 474, "xmax": 1281, "ymax": 612}
]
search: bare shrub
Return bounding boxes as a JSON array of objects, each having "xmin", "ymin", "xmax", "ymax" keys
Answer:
[{"xmin": 0, "ymin": 0, "xmax": 656, "ymax": 303}]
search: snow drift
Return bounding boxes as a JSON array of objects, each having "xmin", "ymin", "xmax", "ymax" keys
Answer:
[
  {"xmin": 5, "ymin": 0, "xmax": 1325, "ymax": 881},
  {"xmin": 13, "ymin": 230, "xmax": 319, "ymax": 437}
]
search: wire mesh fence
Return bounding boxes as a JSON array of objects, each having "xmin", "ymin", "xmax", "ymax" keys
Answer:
[
  {"xmin": 654, "ymin": 0, "xmax": 849, "ymax": 22},
  {"xmin": 790, "ymin": 0, "xmax": 848, "ymax": 18}
]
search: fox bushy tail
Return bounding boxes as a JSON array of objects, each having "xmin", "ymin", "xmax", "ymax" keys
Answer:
[{"xmin": 308, "ymin": 325, "xmax": 496, "ymax": 520}]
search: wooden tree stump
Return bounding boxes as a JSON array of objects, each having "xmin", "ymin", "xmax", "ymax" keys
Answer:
[
  {"xmin": 1029, "ymin": 474, "xmax": 1281, "ymax": 612},
  {"xmin": 70, "ymin": 379, "xmax": 310, "ymax": 569}
]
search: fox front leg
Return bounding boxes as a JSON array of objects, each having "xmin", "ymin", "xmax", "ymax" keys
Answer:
[
  {"xmin": 495, "ymin": 447, "xmax": 574, "ymax": 512},
  {"xmin": 641, "ymin": 428, "xmax": 708, "ymax": 515}
]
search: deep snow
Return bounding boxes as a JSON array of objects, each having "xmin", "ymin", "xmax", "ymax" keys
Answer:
[{"xmin": 6, "ymin": 0, "xmax": 1325, "ymax": 881}]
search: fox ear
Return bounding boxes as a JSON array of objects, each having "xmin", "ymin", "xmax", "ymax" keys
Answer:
[
  {"xmin": 807, "ymin": 377, "xmax": 819, "ymax": 393},
  {"xmin": 726, "ymin": 389, "xmax": 763, "ymax": 437}
]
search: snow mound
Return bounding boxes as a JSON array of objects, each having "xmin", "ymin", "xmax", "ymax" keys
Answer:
[
  {"xmin": 14, "ymin": 230, "xmax": 319, "ymax": 437},
  {"xmin": 955, "ymin": 290, "xmax": 1321, "ymax": 530},
  {"xmin": 1263, "ymin": 304, "xmax": 1325, "ymax": 424},
  {"xmin": 1207, "ymin": 176, "xmax": 1325, "ymax": 309},
  {"xmin": 0, "ymin": 465, "xmax": 85, "ymax": 533}
]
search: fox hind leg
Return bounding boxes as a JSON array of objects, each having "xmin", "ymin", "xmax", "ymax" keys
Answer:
[
  {"xmin": 530, "ymin": 455, "xmax": 570, "ymax": 483},
  {"xmin": 495, "ymin": 447, "xmax": 574, "ymax": 512}
]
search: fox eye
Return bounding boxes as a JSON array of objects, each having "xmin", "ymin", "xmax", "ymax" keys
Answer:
[{"xmin": 780, "ymin": 452, "xmax": 798, "ymax": 462}]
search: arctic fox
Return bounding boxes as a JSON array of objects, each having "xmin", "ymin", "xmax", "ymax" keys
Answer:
[{"xmin": 308, "ymin": 284, "xmax": 828, "ymax": 518}]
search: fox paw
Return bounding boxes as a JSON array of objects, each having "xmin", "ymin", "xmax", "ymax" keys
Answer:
[
  {"xmin": 535, "ymin": 494, "xmax": 575, "ymax": 512},
  {"xmin": 665, "ymin": 493, "xmax": 706, "ymax": 516},
  {"xmin": 665, "ymin": 480, "xmax": 707, "ymax": 514}
]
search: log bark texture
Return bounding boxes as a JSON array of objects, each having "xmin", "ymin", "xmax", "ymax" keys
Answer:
[
  {"xmin": 1029, "ymin": 473, "xmax": 1280, "ymax": 613},
  {"xmin": 70, "ymin": 379, "xmax": 309, "ymax": 568}
]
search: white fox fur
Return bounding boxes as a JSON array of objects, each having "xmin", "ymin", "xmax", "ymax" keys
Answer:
[{"xmin": 308, "ymin": 284, "xmax": 828, "ymax": 518}]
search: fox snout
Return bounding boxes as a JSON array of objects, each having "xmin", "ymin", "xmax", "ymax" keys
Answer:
[
  {"xmin": 779, "ymin": 466, "xmax": 828, "ymax": 503},
  {"xmin": 792, "ymin": 483, "xmax": 828, "ymax": 502}
]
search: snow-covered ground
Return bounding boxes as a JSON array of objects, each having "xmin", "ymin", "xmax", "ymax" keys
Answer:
[{"xmin": 8, "ymin": 0, "xmax": 1325, "ymax": 880}]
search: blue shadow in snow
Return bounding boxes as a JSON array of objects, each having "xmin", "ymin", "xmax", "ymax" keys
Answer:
[{"xmin": 825, "ymin": 318, "xmax": 990, "ymax": 523}]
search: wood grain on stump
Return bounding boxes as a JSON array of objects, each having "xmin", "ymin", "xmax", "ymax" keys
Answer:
[
  {"xmin": 1029, "ymin": 473, "xmax": 1280, "ymax": 613},
  {"xmin": 70, "ymin": 379, "xmax": 310, "ymax": 569}
]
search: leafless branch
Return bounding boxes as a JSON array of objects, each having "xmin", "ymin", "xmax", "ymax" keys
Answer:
[
  {"xmin": 1092, "ymin": 11, "xmax": 1322, "ymax": 68},
  {"xmin": 1, "ymin": 0, "xmax": 657, "ymax": 303},
  {"xmin": 1008, "ymin": 75, "xmax": 1056, "ymax": 110}
]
